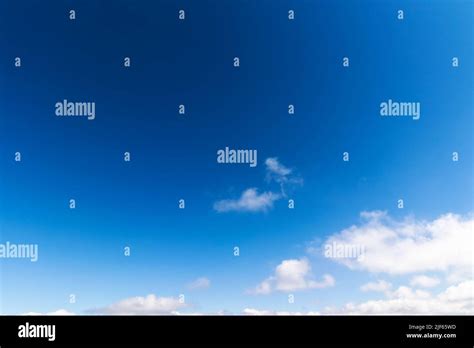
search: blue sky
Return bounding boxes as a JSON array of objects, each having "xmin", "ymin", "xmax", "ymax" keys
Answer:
[{"xmin": 0, "ymin": 0, "xmax": 473, "ymax": 315}]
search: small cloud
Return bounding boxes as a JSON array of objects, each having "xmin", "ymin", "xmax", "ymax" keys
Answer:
[
  {"xmin": 213, "ymin": 188, "xmax": 280, "ymax": 213},
  {"xmin": 410, "ymin": 275, "xmax": 440, "ymax": 288},
  {"xmin": 188, "ymin": 277, "xmax": 211, "ymax": 290},
  {"xmin": 88, "ymin": 294, "xmax": 186, "ymax": 315},
  {"xmin": 249, "ymin": 258, "xmax": 335, "ymax": 294}
]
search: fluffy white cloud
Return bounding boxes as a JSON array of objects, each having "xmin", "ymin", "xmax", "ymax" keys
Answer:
[
  {"xmin": 326, "ymin": 281, "xmax": 474, "ymax": 315},
  {"xmin": 438, "ymin": 281, "xmax": 474, "ymax": 302},
  {"xmin": 410, "ymin": 275, "xmax": 440, "ymax": 288},
  {"xmin": 89, "ymin": 294, "xmax": 186, "ymax": 315},
  {"xmin": 318, "ymin": 211, "xmax": 474, "ymax": 314},
  {"xmin": 360, "ymin": 280, "xmax": 392, "ymax": 293},
  {"xmin": 323, "ymin": 211, "xmax": 473, "ymax": 276},
  {"xmin": 187, "ymin": 277, "xmax": 211, "ymax": 290},
  {"xmin": 250, "ymin": 258, "xmax": 335, "ymax": 294},
  {"xmin": 213, "ymin": 188, "xmax": 279, "ymax": 213}
]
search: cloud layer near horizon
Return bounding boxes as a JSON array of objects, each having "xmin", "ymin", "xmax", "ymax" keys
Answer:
[{"xmin": 88, "ymin": 294, "xmax": 186, "ymax": 315}]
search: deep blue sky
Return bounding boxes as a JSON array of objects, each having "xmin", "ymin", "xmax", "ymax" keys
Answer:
[{"xmin": 0, "ymin": 0, "xmax": 472, "ymax": 314}]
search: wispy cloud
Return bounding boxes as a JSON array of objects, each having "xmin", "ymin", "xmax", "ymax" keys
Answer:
[
  {"xmin": 265, "ymin": 157, "xmax": 302, "ymax": 195},
  {"xmin": 187, "ymin": 277, "xmax": 211, "ymax": 290},
  {"xmin": 249, "ymin": 258, "xmax": 335, "ymax": 294},
  {"xmin": 265, "ymin": 157, "xmax": 292, "ymax": 178}
]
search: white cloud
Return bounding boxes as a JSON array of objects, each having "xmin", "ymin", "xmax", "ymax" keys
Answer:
[
  {"xmin": 446, "ymin": 269, "xmax": 473, "ymax": 285},
  {"xmin": 323, "ymin": 211, "xmax": 473, "ymax": 276},
  {"xmin": 89, "ymin": 294, "xmax": 186, "ymax": 315},
  {"xmin": 410, "ymin": 275, "xmax": 440, "ymax": 288},
  {"xmin": 360, "ymin": 280, "xmax": 392, "ymax": 293},
  {"xmin": 188, "ymin": 277, "xmax": 211, "ymax": 290},
  {"xmin": 388, "ymin": 286, "xmax": 431, "ymax": 300},
  {"xmin": 213, "ymin": 188, "xmax": 279, "ymax": 213},
  {"xmin": 325, "ymin": 281, "xmax": 474, "ymax": 315},
  {"xmin": 242, "ymin": 308, "xmax": 274, "ymax": 315},
  {"xmin": 250, "ymin": 258, "xmax": 335, "ymax": 294},
  {"xmin": 23, "ymin": 309, "xmax": 75, "ymax": 315}
]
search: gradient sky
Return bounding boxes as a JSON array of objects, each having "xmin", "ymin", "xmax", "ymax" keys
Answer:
[{"xmin": 0, "ymin": 0, "xmax": 472, "ymax": 315}]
